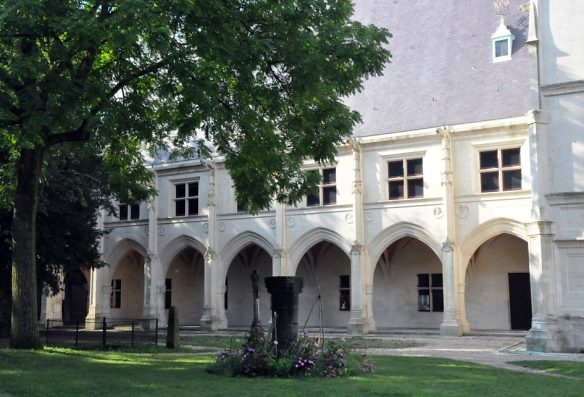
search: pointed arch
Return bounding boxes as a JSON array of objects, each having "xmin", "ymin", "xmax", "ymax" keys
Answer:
[
  {"xmin": 221, "ymin": 231, "xmax": 275, "ymax": 269},
  {"xmin": 159, "ymin": 235, "xmax": 207, "ymax": 275},
  {"xmin": 368, "ymin": 222, "xmax": 442, "ymax": 276},
  {"xmin": 288, "ymin": 227, "xmax": 352, "ymax": 276},
  {"xmin": 105, "ymin": 238, "xmax": 148, "ymax": 275},
  {"xmin": 460, "ymin": 218, "xmax": 528, "ymax": 272}
]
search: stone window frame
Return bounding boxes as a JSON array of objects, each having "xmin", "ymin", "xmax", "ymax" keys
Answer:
[
  {"xmin": 110, "ymin": 279, "xmax": 122, "ymax": 309},
  {"xmin": 478, "ymin": 147, "xmax": 522, "ymax": 193},
  {"xmin": 172, "ymin": 179, "xmax": 200, "ymax": 217},
  {"xmin": 306, "ymin": 166, "xmax": 337, "ymax": 207},
  {"xmin": 417, "ymin": 273, "xmax": 443, "ymax": 312},
  {"xmin": 118, "ymin": 203, "xmax": 140, "ymax": 221},
  {"xmin": 386, "ymin": 157, "xmax": 424, "ymax": 200},
  {"xmin": 339, "ymin": 274, "xmax": 350, "ymax": 311}
]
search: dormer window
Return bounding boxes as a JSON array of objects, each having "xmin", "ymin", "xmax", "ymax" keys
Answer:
[{"xmin": 491, "ymin": 17, "xmax": 514, "ymax": 62}]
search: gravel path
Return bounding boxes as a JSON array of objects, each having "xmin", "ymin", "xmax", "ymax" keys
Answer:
[{"xmin": 361, "ymin": 334, "xmax": 584, "ymax": 376}]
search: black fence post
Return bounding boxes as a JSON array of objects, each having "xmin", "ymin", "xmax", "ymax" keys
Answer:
[
  {"xmin": 131, "ymin": 321, "xmax": 135, "ymax": 347},
  {"xmin": 45, "ymin": 319, "xmax": 49, "ymax": 346},
  {"xmin": 75, "ymin": 321, "xmax": 79, "ymax": 348},
  {"xmin": 155, "ymin": 318, "xmax": 158, "ymax": 346},
  {"xmin": 102, "ymin": 317, "xmax": 107, "ymax": 350}
]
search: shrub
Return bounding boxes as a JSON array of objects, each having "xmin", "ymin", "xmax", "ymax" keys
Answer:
[{"xmin": 206, "ymin": 327, "xmax": 374, "ymax": 378}]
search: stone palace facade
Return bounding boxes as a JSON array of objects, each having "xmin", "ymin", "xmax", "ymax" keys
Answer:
[{"xmin": 43, "ymin": 0, "xmax": 584, "ymax": 352}]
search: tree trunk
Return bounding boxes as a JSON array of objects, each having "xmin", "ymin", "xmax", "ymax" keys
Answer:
[{"xmin": 10, "ymin": 147, "xmax": 44, "ymax": 349}]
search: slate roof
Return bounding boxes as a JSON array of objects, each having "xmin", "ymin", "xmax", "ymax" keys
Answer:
[{"xmin": 347, "ymin": 0, "xmax": 530, "ymax": 137}]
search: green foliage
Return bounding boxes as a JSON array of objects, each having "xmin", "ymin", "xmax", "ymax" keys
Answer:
[
  {"xmin": 206, "ymin": 326, "xmax": 373, "ymax": 378},
  {"xmin": 0, "ymin": 0, "xmax": 390, "ymax": 212}
]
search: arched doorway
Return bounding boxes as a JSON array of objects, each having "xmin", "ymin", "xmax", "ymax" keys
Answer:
[
  {"xmin": 465, "ymin": 233, "xmax": 531, "ymax": 330},
  {"xmin": 225, "ymin": 244, "xmax": 272, "ymax": 327},
  {"xmin": 372, "ymin": 237, "xmax": 443, "ymax": 330},
  {"xmin": 164, "ymin": 247, "xmax": 205, "ymax": 326},
  {"xmin": 295, "ymin": 241, "xmax": 351, "ymax": 329}
]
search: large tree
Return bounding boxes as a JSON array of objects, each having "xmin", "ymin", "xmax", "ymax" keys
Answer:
[{"xmin": 0, "ymin": 0, "xmax": 390, "ymax": 348}]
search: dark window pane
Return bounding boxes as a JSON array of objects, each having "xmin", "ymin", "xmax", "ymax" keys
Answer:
[
  {"xmin": 503, "ymin": 170, "xmax": 522, "ymax": 190},
  {"xmin": 188, "ymin": 182, "xmax": 198, "ymax": 197},
  {"xmin": 237, "ymin": 201, "xmax": 245, "ymax": 213},
  {"xmin": 114, "ymin": 291, "xmax": 121, "ymax": 308},
  {"xmin": 340, "ymin": 275, "xmax": 350, "ymax": 288},
  {"xmin": 408, "ymin": 179, "xmax": 424, "ymax": 198},
  {"xmin": 307, "ymin": 192, "xmax": 320, "ymax": 207},
  {"xmin": 431, "ymin": 274, "xmax": 443, "ymax": 287},
  {"xmin": 130, "ymin": 204, "xmax": 139, "ymax": 220},
  {"xmin": 176, "ymin": 183, "xmax": 186, "ymax": 198},
  {"xmin": 339, "ymin": 290, "xmax": 350, "ymax": 311},
  {"xmin": 115, "ymin": 279, "xmax": 121, "ymax": 289},
  {"xmin": 165, "ymin": 278, "xmax": 172, "ymax": 289},
  {"xmin": 417, "ymin": 274, "xmax": 429, "ymax": 288},
  {"xmin": 119, "ymin": 204, "xmax": 128, "ymax": 220},
  {"xmin": 188, "ymin": 198, "xmax": 198, "ymax": 215},
  {"xmin": 481, "ymin": 172, "xmax": 499, "ymax": 192},
  {"xmin": 224, "ymin": 278, "xmax": 228, "ymax": 311},
  {"xmin": 175, "ymin": 200, "xmax": 186, "ymax": 216},
  {"xmin": 323, "ymin": 168, "xmax": 336, "ymax": 184},
  {"xmin": 389, "ymin": 181, "xmax": 404, "ymax": 199},
  {"xmin": 495, "ymin": 39, "xmax": 509, "ymax": 57},
  {"xmin": 388, "ymin": 161, "xmax": 404, "ymax": 177},
  {"xmin": 502, "ymin": 148, "xmax": 520, "ymax": 166},
  {"xmin": 323, "ymin": 186, "xmax": 336, "ymax": 205},
  {"xmin": 480, "ymin": 151, "xmax": 498, "ymax": 169},
  {"xmin": 418, "ymin": 290, "xmax": 430, "ymax": 311},
  {"xmin": 407, "ymin": 158, "xmax": 423, "ymax": 176},
  {"xmin": 432, "ymin": 289, "xmax": 444, "ymax": 312}
]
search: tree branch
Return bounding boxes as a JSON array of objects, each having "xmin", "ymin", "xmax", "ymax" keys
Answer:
[{"xmin": 45, "ymin": 58, "xmax": 170, "ymax": 147}]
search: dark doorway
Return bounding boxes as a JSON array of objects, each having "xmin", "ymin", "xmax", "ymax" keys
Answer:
[
  {"xmin": 508, "ymin": 273, "xmax": 532, "ymax": 330},
  {"xmin": 63, "ymin": 269, "xmax": 89, "ymax": 324}
]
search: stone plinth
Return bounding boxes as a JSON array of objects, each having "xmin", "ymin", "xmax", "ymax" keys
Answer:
[{"xmin": 264, "ymin": 276, "xmax": 303, "ymax": 351}]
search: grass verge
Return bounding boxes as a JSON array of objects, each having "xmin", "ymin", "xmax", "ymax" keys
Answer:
[
  {"xmin": 0, "ymin": 348, "xmax": 583, "ymax": 397},
  {"xmin": 512, "ymin": 360, "xmax": 584, "ymax": 379}
]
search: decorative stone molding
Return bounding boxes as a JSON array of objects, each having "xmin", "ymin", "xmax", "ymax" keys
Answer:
[
  {"xmin": 218, "ymin": 222, "xmax": 226, "ymax": 232},
  {"xmin": 455, "ymin": 204, "xmax": 469, "ymax": 219},
  {"xmin": 269, "ymin": 218, "xmax": 277, "ymax": 229},
  {"xmin": 287, "ymin": 217, "xmax": 296, "ymax": 228},
  {"xmin": 345, "ymin": 213, "xmax": 354, "ymax": 224},
  {"xmin": 433, "ymin": 207, "xmax": 444, "ymax": 218},
  {"xmin": 157, "ymin": 225, "xmax": 166, "ymax": 236},
  {"xmin": 351, "ymin": 241, "xmax": 362, "ymax": 255},
  {"xmin": 202, "ymin": 222, "xmax": 208, "ymax": 234}
]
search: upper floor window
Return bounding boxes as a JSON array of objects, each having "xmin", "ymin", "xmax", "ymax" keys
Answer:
[
  {"xmin": 388, "ymin": 158, "xmax": 423, "ymax": 200},
  {"xmin": 175, "ymin": 181, "xmax": 199, "ymax": 216},
  {"xmin": 479, "ymin": 148, "xmax": 521, "ymax": 192},
  {"xmin": 307, "ymin": 167, "xmax": 336, "ymax": 206},
  {"xmin": 119, "ymin": 204, "xmax": 139, "ymax": 221}
]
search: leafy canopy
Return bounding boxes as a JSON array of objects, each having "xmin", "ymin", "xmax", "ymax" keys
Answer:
[{"xmin": 0, "ymin": 0, "xmax": 389, "ymax": 210}]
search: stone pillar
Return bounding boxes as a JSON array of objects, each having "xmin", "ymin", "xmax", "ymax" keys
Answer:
[
  {"xmin": 437, "ymin": 128, "xmax": 462, "ymax": 336},
  {"xmin": 85, "ymin": 209, "xmax": 108, "ymax": 329},
  {"xmin": 347, "ymin": 138, "xmax": 368, "ymax": 335},
  {"xmin": 440, "ymin": 241, "xmax": 462, "ymax": 336},
  {"xmin": 526, "ymin": 221, "xmax": 559, "ymax": 352},
  {"xmin": 274, "ymin": 202, "xmax": 288, "ymax": 276},
  {"xmin": 200, "ymin": 160, "xmax": 227, "ymax": 330},
  {"xmin": 265, "ymin": 276, "xmax": 303, "ymax": 350},
  {"xmin": 348, "ymin": 242, "xmax": 367, "ymax": 335}
]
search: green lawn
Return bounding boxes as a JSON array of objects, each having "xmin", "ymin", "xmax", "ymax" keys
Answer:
[{"xmin": 1, "ymin": 348, "xmax": 583, "ymax": 397}]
